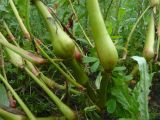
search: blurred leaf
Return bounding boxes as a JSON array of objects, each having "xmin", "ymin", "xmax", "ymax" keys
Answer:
[
  {"xmin": 83, "ymin": 56, "xmax": 98, "ymax": 63},
  {"xmin": 113, "ymin": 66, "xmax": 126, "ymax": 71},
  {"xmin": 95, "ymin": 72, "xmax": 102, "ymax": 89},
  {"xmin": 90, "ymin": 61, "xmax": 99, "ymax": 73},
  {"xmin": 124, "ymin": 75, "xmax": 133, "ymax": 82},
  {"xmin": 84, "ymin": 105, "xmax": 97, "ymax": 112},
  {"xmin": 0, "ymin": 83, "xmax": 9, "ymax": 120},
  {"xmin": 0, "ymin": 83, "xmax": 9, "ymax": 106},
  {"xmin": 106, "ymin": 99, "xmax": 116, "ymax": 113},
  {"xmin": 0, "ymin": 5, "xmax": 7, "ymax": 12}
]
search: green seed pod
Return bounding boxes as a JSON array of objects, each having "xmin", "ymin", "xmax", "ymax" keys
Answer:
[
  {"xmin": 0, "ymin": 32, "xmax": 23, "ymax": 68},
  {"xmin": 87, "ymin": 0, "xmax": 118, "ymax": 71},
  {"xmin": 150, "ymin": 0, "xmax": 159, "ymax": 7},
  {"xmin": 34, "ymin": 0, "xmax": 75, "ymax": 59},
  {"xmin": 143, "ymin": 13, "xmax": 155, "ymax": 61},
  {"xmin": 5, "ymin": 48, "xmax": 23, "ymax": 68}
]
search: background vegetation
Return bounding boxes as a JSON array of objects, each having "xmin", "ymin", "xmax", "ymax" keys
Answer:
[{"xmin": 0, "ymin": 0, "xmax": 160, "ymax": 120}]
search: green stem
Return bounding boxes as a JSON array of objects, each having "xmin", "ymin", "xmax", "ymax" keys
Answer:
[
  {"xmin": 39, "ymin": 73, "xmax": 81, "ymax": 94},
  {"xmin": 3, "ymin": 21, "xmax": 20, "ymax": 47},
  {"xmin": 0, "ymin": 107, "xmax": 65, "ymax": 120},
  {"xmin": 104, "ymin": 0, "xmax": 113, "ymax": 21},
  {"xmin": 35, "ymin": 40, "xmax": 97, "ymax": 101},
  {"xmin": 155, "ymin": 3, "xmax": 160, "ymax": 61},
  {"xmin": 9, "ymin": 0, "xmax": 31, "ymax": 40},
  {"xmin": 1, "ymin": 31, "xmax": 80, "ymax": 95},
  {"xmin": 68, "ymin": 0, "xmax": 94, "ymax": 48},
  {"xmin": 97, "ymin": 73, "xmax": 111, "ymax": 108},
  {"xmin": 24, "ymin": 58, "xmax": 81, "ymax": 94},
  {"xmin": 155, "ymin": 37, "xmax": 160, "ymax": 61},
  {"xmin": 112, "ymin": 0, "xmax": 121, "ymax": 35},
  {"xmin": 122, "ymin": 5, "xmax": 150, "ymax": 59},
  {"xmin": 0, "ymin": 46, "xmax": 7, "ymax": 80},
  {"xmin": 0, "ymin": 108, "xmax": 27, "ymax": 120},
  {"xmin": 25, "ymin": 0, "xmax": 32, "ymax": 35},
  {"xmin": 0, "ymin": 32, "xmax": 45, "ymax": 64},
  {"xmin": 0, "ymin": 74, "xmax": 36, "ymax": 120},
  {"xmin": 35, "ymin": 41, "xmax": 84, "ymax": 89},
  {"xmin": 67, "ymin": 58, "xmax": 88, "ymax": 85},
  {"xmin": 3, "ymin": 21, "xmax": 15, "ymax": 41},
  {"xmin": 67, "ymin": 59, "xmax": 97, "ymax": 102},
  {"xmin": 24, "ymin": 67, "xmax": 76, "ymax": 120}
]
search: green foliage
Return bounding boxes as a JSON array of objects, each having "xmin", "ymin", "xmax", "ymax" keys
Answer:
[{"xmin": 110, "ymin": 56, "xmax": 152, "ymax": 120}]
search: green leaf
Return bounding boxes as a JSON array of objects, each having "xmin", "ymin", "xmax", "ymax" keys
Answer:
[
  {"xmin": 111, "ymin": 87, "xmax": 131, "ymax": 112},
  {"xmin": 0, "ymin": 83, "xmax": 9, "ymax": 106},
  {"xmin": 83, "ymin": 56, "xmax": 98, "ymax": 63},
  {"xmin": 112, "ymin": 77, "xmax": 139, "ymax": 118},
  {"xmin": 132, "ymin": 56, "xmax": 151, "ymax": 120},
  {"xmin": 124, "ymin": 75, "xmax": 133, "ymax": 82},
  {"xmin": 113, "ymin": 66, "xmax": 126, "ymax": 72},
  {"xmin": 0, "ymin": 83, "xmax": 9, "ymax": 120},
  {"xmin": 0, "ymin": 5, "xmax": 7, "ymax": 12},
  {"xmin": 106, "ymin": 99, "xmax": 116, "ymax": 113},
  {"xmin": 90, "ymin": 61, "xmax": 99, "ymax": 72}
]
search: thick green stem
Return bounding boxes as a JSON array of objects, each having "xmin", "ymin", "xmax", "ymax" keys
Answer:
[
  {"xmin": 24, "ymin": 67, "xmax": 76, "ymax": 120},
  {"xmin": 67, "ymin": 59, "xmax": 97, "ymax": 102},
  {"xmin": 97, "ymin": 73, "xmax": 111, "ymax": 108},
  {"xmin": 0, "ymin": 74, "xmax": 36, "ymax": 120},
  {"xmin": 67, "ymin": 59, "xmax": 88, "ymax": 85}
]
